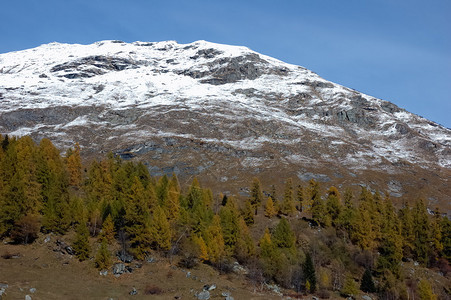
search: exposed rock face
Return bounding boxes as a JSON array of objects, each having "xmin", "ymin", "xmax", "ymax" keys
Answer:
[{"xmin": 0, "ymin": 40, "xmax": 450, "ymax": 213}]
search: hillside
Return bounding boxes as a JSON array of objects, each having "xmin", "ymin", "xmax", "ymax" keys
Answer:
[{"xmin": 0, "ymin": 40, "xmax": 450, "ymax": 213}]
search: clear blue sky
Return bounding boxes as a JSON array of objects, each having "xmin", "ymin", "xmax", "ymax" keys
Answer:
[{"xmin": 1, "ymin": 0, "xmax": 450, "ymax": 128}]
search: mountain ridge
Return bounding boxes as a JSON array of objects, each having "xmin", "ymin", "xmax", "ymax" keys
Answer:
[{"xmin": 0, "ymin": 40, "xmax": 450, "ymax": 213}]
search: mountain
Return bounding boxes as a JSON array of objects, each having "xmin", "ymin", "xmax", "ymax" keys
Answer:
[{"xmin": 0, "ymin": 40, "xmax": 450, "ymax": 213}]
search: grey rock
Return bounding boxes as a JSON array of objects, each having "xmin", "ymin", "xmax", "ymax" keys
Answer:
[
  {"xmin": 362, "ymin": 296, "xmax": 372, "ymax": 300},
  {"xmin": 65, "ymin": 246, "xmax": 75, "ymax": 255},
  {"xmin": 29, "ymin": 288, "xmax": 36, "ymax": 293},
  {"xmin": 129, "ymin": 287, "xmax": 137, "ymax": 296},
  {"xmin": 44, "ymin": 236, "xmax": 51, "ymax": 243},
  {"xmin": 99, "ymin": 270, "xmax": 108, "ymax": 276},
  {"xmin": 196, "ymin": 290, "xmax": 210, "ymax": 300},
  {"xmin": 186, "ymin": 271, "xmax": 191, "ymax": 278},
  {"xmin": 117, "ymin": 252, "xmax": 133, "ymax": 263},
  {"xmin": 113, "ymin": 263, "xmax": 126, "ymax": 275},
  {"xmin": 0, "ymin": 284, "xmax": 7, "ymax": 289},
  {"xmin": 25, "ymin": 295, "xmax": 32, "ymax": 300},
  {"xmin": 203, "ymin": 284, "xmax": 216, "ymax": 291}
]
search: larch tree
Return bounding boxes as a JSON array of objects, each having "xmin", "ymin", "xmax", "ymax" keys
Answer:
[
  {"xmin": 250, "ymin": 177, "xmax": 263, "ymax": 215},
  {"xmin": 65, "ymin": 143, "xmax": 82, "ymax": 187},
  {"xmin": 73, "ymin": 221, "xmax": 91, "ymax": 261},
  {"xmin": 281, "ymin": 178, "xmax": 296, "ymax": 216},
  {"xmin": 150, "ymin": 205, "xmax": 172, "ymax": 251},
  {"xmin": 265, "ymin": 196, "xmax": 277, "ymax": 218}
]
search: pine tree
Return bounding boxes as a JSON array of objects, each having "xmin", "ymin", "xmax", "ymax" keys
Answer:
[
  {"xmin": 264, "ymin": 196, "xmax": 277, "ymax": 218},
  {"xmin": 360, "ymin": 269, "xmax": 376, "ymax": 293},
  {"xmin": 73, "ymin": 221, "xmax": 91, "ymax": 261},
  {"xmin": 304, "ymin": 253, "xmax": 316, "ymax": 293}
]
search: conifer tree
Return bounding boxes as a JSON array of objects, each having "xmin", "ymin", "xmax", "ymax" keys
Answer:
[
  {"xmin": 377, "ymin": 195, "xmax": 403, "ymax": 275},
  {"xmin": 281, "ymin": 178, "xmax": 296, "ymax": 215},
  {"xmin": 204, "ymin": 215, "xmax": 225, "ymax": 263},
  {"xmin": 125, "ymin": 177, "xmax": 152, "ymax": 259},
  {"xmin": 296, "ymin": 184, "xmax": 305, "ymax": 212},
  {"xmin": 412, "ymin": 199, "xmax": 430, "ymax": 265},
  {"xmin": 150, "ymin": 205, "xmax": 172, "ymax": 251},
  {"xmin": 341, "ymin": 275, "xmax": 358, "ymax": 297},
  {"xmin": 304, "ymin": 252, "xmax": 316, "ymax": 293},
  {"xmin": 272, "ymin": 217, "xmax": 295, "ymax": 249},
  {"xmin": 164, "ymin": 182, "xmax": 180, "ymax": 221},
  {"xmin": 309, "ymin": 179, "xmax": 329, "ymax": 226},
  {"xmin": 66, "ymin": 143, "xmax": 82, "ymax": 187},
  {"xmin": 73, "ymin": 221, "xmax": 91, "ymax": 261},
  {"xmin": 219, "ymin": 199, "xmax": 240, "ymax": 253},
  {"xmin": 398, "ymin": 202, "xmax": 415, "ymax": 258},
  {"xmin": 360, "ymin": 269, "xmax": 376, "ymax": 293},
  {"xmin": 192, "ymin": 235, "xmax": 208, "ymax": 262},
  {"xmin": 259, "ymin": 228, "xmax": 279, "ymax": 278},
  {"xmin": 418, "ymin": 279, "xmax": 437, "ymax": 300},
  {"xmin": 234, "ymin": 217, "xmax": 255, "ymax": 262},
  {"xmin": 156, "ymin": 175, "xmax": 169, "ymax": 206},
  {"xmin": 326, "ymin": 186, "xmax": 342, "ymax": 226},
  {"xmin": 265, "ymin": 196, "xmax": 277, "ymax": 218},
  {"xmin": 95, "ymin": 239, "xmax": 111, "ymax": 270},
  {"xmin": 441, "ymin": 216, "xmax": 451, "ymax": 261},
  {"xmin": 430, "ymin": 207, "xmax": 443, "ymax": 259},
  {"xmin": 250, "ymin": 177, "xmax": 263, "ymax": 215},
  {"xmin": 243, "ymin": 199, "xmax": 255, "ymax": 225},
  {"xmin": 99, "ymin": 214, "xmax": 115, "ymax": 244}
]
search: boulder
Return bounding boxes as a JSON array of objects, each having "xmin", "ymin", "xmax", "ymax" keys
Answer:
[
  {"xmin": 196, "ymin": 290, "xmax": 210, "ymax": 300},
  {"xmin": 117, "ymin": 252, "xmax": 133, "ymax": 263},
  {"xmin": 113, "ymin": 263, "xmax": 126, "ymax": 275}
]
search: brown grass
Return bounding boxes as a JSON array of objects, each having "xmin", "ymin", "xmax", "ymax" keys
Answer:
[{"xmin": 144, "ymin": 284, "xmax": 163, "ymax": 295}]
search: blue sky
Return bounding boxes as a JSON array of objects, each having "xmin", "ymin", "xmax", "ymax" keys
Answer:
[{"xmin": 1, "ymin": 0, "xmax": 450, "ymax": 128}]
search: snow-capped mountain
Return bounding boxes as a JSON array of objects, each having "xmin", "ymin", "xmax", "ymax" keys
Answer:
[{"xmin": 0, "ymin": 40, "xmax": 450, "ymax": 212}]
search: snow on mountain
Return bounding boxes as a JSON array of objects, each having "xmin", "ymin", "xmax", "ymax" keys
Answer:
[{"xmin": 1, "ymin": 40, "xmax": 450, "ymax": 211}]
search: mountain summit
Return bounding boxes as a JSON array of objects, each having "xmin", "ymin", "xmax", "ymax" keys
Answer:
[{"xmin": 0, "ymin": 40, "xmax": 450, "ymax": 212}]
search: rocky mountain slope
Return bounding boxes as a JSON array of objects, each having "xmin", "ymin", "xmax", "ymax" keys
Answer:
[{"xmin": 0, "ymin": 40, "xmax": 450, "ymax": 213}]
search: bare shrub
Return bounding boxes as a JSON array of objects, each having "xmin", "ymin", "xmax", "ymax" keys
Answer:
[{"xmin": 144, "ymin": 284, "xmax": 163, "ymax": 295}]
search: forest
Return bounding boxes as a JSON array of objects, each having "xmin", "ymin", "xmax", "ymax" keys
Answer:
[{"xmin": 0, "ymin": 135, "xmax": 450, "ymax": 299}]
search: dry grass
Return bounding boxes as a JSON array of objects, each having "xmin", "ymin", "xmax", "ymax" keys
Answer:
[{"xmin": 0, "ymin": 233, "xmax": 279, "ymax": 300}]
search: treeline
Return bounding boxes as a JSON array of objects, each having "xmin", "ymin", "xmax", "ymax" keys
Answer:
[{"xmin": 0, "ymin": 135, "xmax": 449, "ymax": 299}]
